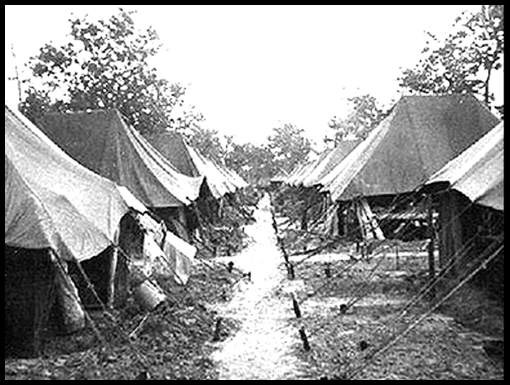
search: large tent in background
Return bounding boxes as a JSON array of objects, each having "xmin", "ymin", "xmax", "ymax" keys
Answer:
[
  {"xmin": 313, "ymin": 94, "xmax": 500, "ymax": 242},
  {"xmin": 144, "ymin": 130, "xmax": 247, "ymax": 205},
  {"xmin": 37, "ymin": 110, "xmax": 204, "ymax": 240},
  {"xmin": 143, "ymin": 130, "xmax": 219, "ymax": 221},
  {"xmin": 286, "ymin": 150, "xmax": 332, "ymax": 187},
  {"xmin": 5, "ymin": 105, "xmax": 130, "ymax": 357},
  {"xmin": 302, "ymin": 140, "xmax": 361, "ymax": 188},
  {"xmin": 279, "ymin": 141, "xmax": 364, "ymax": 236},
  {"xmin": 318, "ymin": 94, "xmax": 501, "ymax": 202},
  {"xmin": 187, "ymin": 144, "xmax": 245, "ymax": 198},
  {"xmin": 422, "ymin": 122, "xmax": 504, "ymax": 284},
  {"xmin": 143, "ymin": 130, "xmax": 250, "ymax": 256},
  {"xmin": 143, "ymin": 131, "xmax": 201, "ymax": 178}
]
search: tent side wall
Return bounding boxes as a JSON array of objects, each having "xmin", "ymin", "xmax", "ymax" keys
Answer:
[{"xmin": 436, "ymin": 189, "xmax": 504, "ymax": 297}]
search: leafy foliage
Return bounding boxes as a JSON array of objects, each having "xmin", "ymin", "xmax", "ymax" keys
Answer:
[
  {"xmin": 19, "ymin": 8, "xmax": 202, "ymax": 134},
  {"xmin": 184, "ymin": 125, "xmax": 228, "ymax": 165},
  {"xmin": 267, "ymin": 124, "xmax": 313, "ymax": 175},
  {"xmin": 398, "ymin": 5, "xmax": 504, "ymax": 108},
  {"xmin": 223, "ymin": 124, "xmax": 312, "ymax": 186},
  {"xmin": 225, "ymin": 142, "xmax": 276, "ymax": 185},
  {"xmin": 327, "ymin": 94, "xmax": 390, "ymax": 143}
]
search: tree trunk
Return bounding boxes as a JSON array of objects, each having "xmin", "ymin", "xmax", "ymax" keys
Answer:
[{"xmin": 484, "ymin": 65, "xmax": 492, "ymax": 106}]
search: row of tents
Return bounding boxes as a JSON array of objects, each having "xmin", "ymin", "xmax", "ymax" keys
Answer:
[
  {"xmin": 5, "ymin": 105, "xmax": 248, "ymax": 357},
  {"xmin": 273, "ymin": 93, "xmax": 503, "ymax": 285}
]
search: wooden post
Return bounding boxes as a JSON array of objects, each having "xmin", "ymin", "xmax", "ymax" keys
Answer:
[
  {"xmin": 212, "ymin": 318, "xmax": 223, "ymax": 342},
  {"xmin": 287, "ymin": 263, "xmax": 295, "ymax": 280},
  {"xmin": 299, "ymin": 327, "xmax": 311, "ymax": 351},
  {"xmin": 291, "ymin": 293, "xmax": 302, "ymax": 318},
  {"xmin": 426, "ymin": 196, "xmax": 436, "ymax": 300},
  {"xmin": 281, "ymin": 240, "xmax": 290, "ymax": 265}
]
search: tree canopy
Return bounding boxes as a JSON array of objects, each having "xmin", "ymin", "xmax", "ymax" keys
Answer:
[
  {"xmin": 19, "ymin": 8, "xmax": 202, "ymax": 135},
  {"xmin": 267, "ymin": 124, "xmax": 312, "ymax": 174},
  {"xmin": 14, "ymin": 5, "xmax": 503, "ymax": 187},
  {"xmin": 223, "ymin": 124, "xmax": 312, "ymax": 185},
  {"xmin": 327, "ymin": 94, "xmax": 390, "ymax": 144},
  {"xmin": 398, "ymin": 5, "xmax": 503, "ymax": 112}
]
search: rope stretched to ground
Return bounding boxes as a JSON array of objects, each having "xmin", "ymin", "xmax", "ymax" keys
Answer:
[
  {"xmin": 51, "ymin": 248, "xmax": 151, "ymax": 370},
  {"xmin": 346, "ymin": 238, "xmax": 503, "ymax": 379},
  {"xmin": 383, "ymin": 228, "xmax": 482, "ymax": 327}
]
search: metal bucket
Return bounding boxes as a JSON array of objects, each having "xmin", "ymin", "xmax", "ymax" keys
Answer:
[{"xmin": 134, "ymin": 280, "xmax": 166, "ymax": 311}]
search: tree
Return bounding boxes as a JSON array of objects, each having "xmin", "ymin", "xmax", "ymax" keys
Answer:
[
  {"xmin": 327, "ymin": 94, "xmax": 389, "ymax": 143},
  {"xmin": 398, "ymin": 5, "xmax": 504, "ymax": 108},
  {"xmin": 267, "ymin": 123, "xmax": 312, "ymax": 175},
  {"xmin": 184, "ymin": 125, "xmax": 227, "ymax": 165},
  {"xmin": 19, "ymin": 8, "xmax": 202, "ymax": 134},
  {"xmin": 225, "ymin": 142, "xmax": 276, "ymax": 186}
]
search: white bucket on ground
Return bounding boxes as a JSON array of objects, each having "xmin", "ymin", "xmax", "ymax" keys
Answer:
[{"xmin": 134, "ymin": 280, "xmax": 167, "ymax": 311}]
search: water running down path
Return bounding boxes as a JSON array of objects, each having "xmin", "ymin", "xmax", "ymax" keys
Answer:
[{"xmin": 211, "ymin": 194, "xmax": 308, "ymax": 380}]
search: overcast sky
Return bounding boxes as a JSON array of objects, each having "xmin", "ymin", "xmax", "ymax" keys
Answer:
[{"xmin": 6, "ymin": 5, "xmax": 498, "ymax": 149}]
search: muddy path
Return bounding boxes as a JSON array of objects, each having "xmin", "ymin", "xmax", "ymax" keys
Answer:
[
  {"xmin": 210, "ymin": 194, "xmax": 309, "ymax": 380},
  {"xmin": 209, "ymin": 193, "xmax": 503, "ymax": 380}
]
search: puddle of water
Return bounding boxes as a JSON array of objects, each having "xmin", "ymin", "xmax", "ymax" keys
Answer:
[{"xmin": 211, "ymin": 194, "xmax": 306, "ymax": 380}]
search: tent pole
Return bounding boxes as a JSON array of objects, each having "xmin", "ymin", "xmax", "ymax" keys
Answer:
[
  {"xmin": 426, "ymin": 195, "xmax": 436, "ymax": 301},
  {"xmin": 108, "ymin": 246, "xmax": 118, "ymax": 308}
]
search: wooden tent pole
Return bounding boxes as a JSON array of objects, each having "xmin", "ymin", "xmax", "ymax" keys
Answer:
[{"xmin": 426, "ymin": 195, "xmax": 436, "ymax": 300}]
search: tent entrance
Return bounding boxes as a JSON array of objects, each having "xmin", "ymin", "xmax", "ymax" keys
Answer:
[{"xmin": 5, "ymin": 245, "xmax": 57, "ymax": 358}]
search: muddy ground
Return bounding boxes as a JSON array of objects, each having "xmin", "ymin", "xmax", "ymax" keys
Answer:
[
  {"xmin": 4, "ymin": 257, "xmax": 243, "ymax": 380},
  {"xmin": 210, "ymin": 194, "xmax": 504, "ymax": 380},
  {"xmin": 5, "ymin": 193, "xmax": 504, "ymax": 380}
]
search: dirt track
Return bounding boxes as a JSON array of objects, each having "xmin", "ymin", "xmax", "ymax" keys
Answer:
[
  {"xmin": 210, "ymin": 193, "xmax": 504, "ymax": 380},
  {"xmin": 211, "ymin": 193, "xmax": 309, "ymax": 380}
]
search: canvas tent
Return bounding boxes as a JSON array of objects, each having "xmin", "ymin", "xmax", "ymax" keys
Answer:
[
  {"xmin": 281, "ymin": 142, "xmax": 373, "ymax": 239},
  {"xmin": 37, "ymin": 110, "xmax": 205, "ymax": 240},
  {"xmin": 5, "ymin": 105, "xmax": 130, "ymax": 357},
  {"xmin": 38, "ymin": 110, "xmax": 204, "ymax": 208},
  {"xmin": 318, "ymin": 94, "xmax": 500, "ymax": 202},
  {"xmin": 144, "ymin": 130, "xmax": 248, "ymax": 222},
  {"xmin": 187, "ymin": 145, "xmax": 243, "ymax": 198},
  {"xmin": 301, "ymin": 94, "xmax": 499, "ymax": 245},
  {"xmin": 426, "ymin": 121, "xmax": 503, "ymax": 212},
  {"xmin": 6, "ymin": 105, "xmax": 130, "ymax": 267},
  {"xmin": 144, "ymin": 130, "xmax": 248, "ymax": 199},
  {"xmin": 301, "ymin": 141, "xmax": 361, "ymax": 188},
  {"xmin": 286, "ymin": 150, "xmax": 333, "ymax": 187},
  {"xmin": 422, "ymin": 122, "xmax": 503, "ymax": 284},
  {"xmin": 143, "ymin": 131, "xmax": 201, "ymax": 178},
  {"xmin": 5, "ymin": 105, "xmax": 197, "ymax": 357}
]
